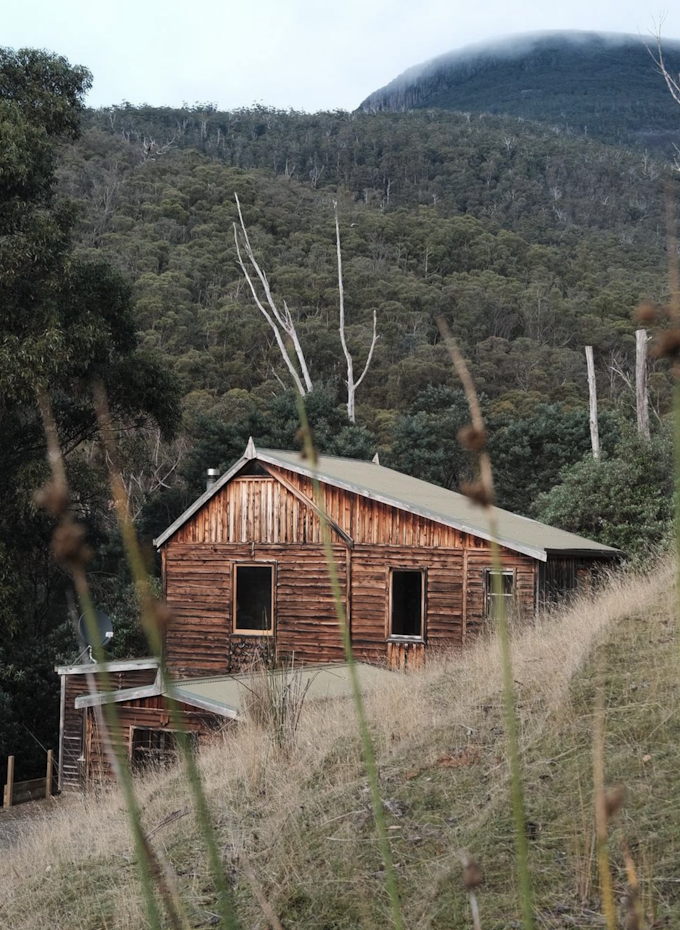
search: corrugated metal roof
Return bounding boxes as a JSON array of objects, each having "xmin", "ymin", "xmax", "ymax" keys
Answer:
[
  {"xmin": 155, "ymin": 442, "xmax": 621, "ymax": 560},
  {"xmin": 75, "ymin": 663, "xmax": 393, "ymax": 717}
]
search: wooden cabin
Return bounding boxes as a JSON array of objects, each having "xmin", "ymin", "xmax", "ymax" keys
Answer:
[
  {"xmin": 56, "ymin": 441, "xmax": 621, "ymax": 789},
  {"xmin": 155, "ymin": 441, "xmax": 622, "ymax": 675}
]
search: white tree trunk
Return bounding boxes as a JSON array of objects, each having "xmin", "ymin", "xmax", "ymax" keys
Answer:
[
  {"xmin": 635, "ymin": 329, "xmax": 651, "ymax": 440},
  {"xmin": 334, "ymin": 202, "xmax": 378, "ymax": 423},
  {"xmin": 585, "ymin": 346, "xmax": 600, "ymax": 460},
  {"xmin": 233, "ymin": 194, "xmax": 313, "ymax": 395}
]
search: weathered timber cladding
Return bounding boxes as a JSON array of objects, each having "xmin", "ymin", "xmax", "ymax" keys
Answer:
[
  {"xmin": 86, "ymin": 697, "xmax": 222, "ymax": 785},
  {"xmin": 465, "ymin": 549, "xmax": 537, "ymax": 637},
  {"xmin": 172, "ymin": 477, "xmax": 326, "ymax": 545},
  {"xmin": 162, "ymin": 468, "xmax": 538, "ymax": 674},
  {"xmin": 165, "ymin": 542, "xmax": 347, "ymax": 676},
  {"xmin": 61, "ymin": 667, "xmax": 158, "ymax": 789},
  {"xmin": 538, "ymin": 556, "xmax": 614, "ymax": 605},
  {"xmin": 387, "ymin": 641, "xmax": 425, "ymax": 671},
  {"xmin": 351, "ymin": 546, "xmax": 464, "ymax": 661}
]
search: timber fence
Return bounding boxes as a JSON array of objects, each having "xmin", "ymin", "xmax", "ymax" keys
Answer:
[{"xmin": 2, "ymin": 750, "xmax": 55, "ymax": 808}]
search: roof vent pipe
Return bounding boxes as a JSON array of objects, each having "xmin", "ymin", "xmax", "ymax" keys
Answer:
[{"xmin": 206, "ymin": 468, "xmax": 219, "ymax": 492}]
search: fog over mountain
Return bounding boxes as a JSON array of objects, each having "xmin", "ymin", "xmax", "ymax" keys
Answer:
[{"xmin": 359, "ymin": 31, "xmax": 680, "ymax": 150}]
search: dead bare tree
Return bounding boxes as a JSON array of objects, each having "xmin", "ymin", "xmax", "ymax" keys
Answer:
[
  {"xmin": 636, "ymin": 328, "xmax": 651, "ymax": 440},
  {"xmin": 648, "ymin": 26, "xmax": 680, "ymax": 107},
  {"xmin": 233, "ymin": 194, "xmax": 313, "ymax": 397},
  {"xmin": 334, "ymin": 202, "xmax": 378, "ymax": 423},
  {"xmin": 141, "ymin": 133, "xmax": 178, "ymax": 160},
  {"xmin": 585, "ymin": 345, "xmax": 600, "ymax": 460},
  {"xmin": 233, "ymin": 195, "xmax": 379, "ymax": 420}
]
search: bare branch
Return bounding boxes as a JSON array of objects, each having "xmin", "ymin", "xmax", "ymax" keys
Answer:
[
  {"xmin": 335, "ymin": 201, "xmax": 354, "ymax": 382},
  {"xmin": 234, "ymin": 194, "xmax": 313, "ymax": 393},
  {"xmin": 233, "ymin": 220, "xmax": 307, "ymax": 396},
  {"xmin": 354, "ymin": 310, "xmax": 379, "ymax": 390},
  {"xmin": 334, "ymin": 202, "xmax": 379, "ymax": 422},
  {"xmin": 645, "ymin": 23, "xmax": 680, "ymax": 106}
]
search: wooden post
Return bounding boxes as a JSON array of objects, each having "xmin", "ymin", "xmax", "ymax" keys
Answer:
[
  {"xmin": 4, "ymin": 755, "xmax": 14, "ymax": 808},
  {"xmin": 585, "ymin": 346, "xmax": 600, "ymax": 460},
  {"xmin": 636, "ymin": 329, "xmax": 651, "ymax": 440},
  {"xmin": 46, "ymin": 750, "xmax": 53, "ymax": 799}
]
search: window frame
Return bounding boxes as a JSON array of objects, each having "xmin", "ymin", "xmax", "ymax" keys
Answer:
[
  {"xmin": 387, "ymin": 567, "xmax": 426, "ymax": 643},
  {"xmin": 129, "ymin": 726, "xmax": 197, "ymax": 770},
  {"xmin": 483, "ymin": 568, "xmax": 516, "ymax": 621},
  {"xmin": 232, "ymin": 561, "xmax": 276, "ymax": 637}
]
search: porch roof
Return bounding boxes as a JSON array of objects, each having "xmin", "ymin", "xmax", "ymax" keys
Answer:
[{"xmin": 74, "ymin": 662, "xmax": 394, "ymax": 719}]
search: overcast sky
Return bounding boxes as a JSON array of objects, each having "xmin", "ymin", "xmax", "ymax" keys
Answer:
[{"xmin": 4, "ymin": 1, "xmax": 680, "ymax": 112}]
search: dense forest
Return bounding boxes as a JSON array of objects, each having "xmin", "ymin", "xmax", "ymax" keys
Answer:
[{"xmin": 1, "ymin": 42, "xmax": 679, "ymax": 778}]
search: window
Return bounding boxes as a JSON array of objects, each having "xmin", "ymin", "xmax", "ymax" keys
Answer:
[
  {"xmin": 389, "ymin": 569, "xmax": 425, "ymax": 640},
  {"xmin": 234, "ymin": 564, "xmax": 274, "ymax": 635},
  {"xmin": 484, "ymin": 569, "xmax": 515, "ymax": 620},
  {"xmin": 130, "ymin": 728, "xmax": 196, "ymax": 770}
]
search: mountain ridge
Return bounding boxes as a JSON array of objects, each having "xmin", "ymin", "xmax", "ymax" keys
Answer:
[{"xmin": 358, "ymin": 31, "xmax": 680, "ymax": 150}]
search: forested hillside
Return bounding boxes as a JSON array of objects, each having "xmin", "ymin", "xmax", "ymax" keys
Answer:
[
  {"xmin": 359, "ymin": 31, "xmax": 680, "ymax": 151},
  {"xmin": 2, "ymin": 48, "xmax": 678, "ymax": 780},
  {"xmin": 60, "ymin": 102, "xmax": 677, "ymax": 520}
]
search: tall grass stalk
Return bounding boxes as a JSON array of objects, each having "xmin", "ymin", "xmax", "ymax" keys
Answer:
[
  {"xmin": 294, "ymin": 393, "xmax": 405, "ymax": 930},
  {"xmin": 592, "ymin": 685, "xmax": 617, "ymax": 930},
  {"xmin": 93, "ymin": 383, "xmax": 241, "ymax": 930},
  {"xmin": 435, "ymin": 316, "xmax": 534, "ymax": 930},
  {"xmin": 37, "ymin": 391, "xmax": 168, "ymax": 930},
  {"xmin": 664, "ymin": 190, "xmax": 680, "ymax": 689}
]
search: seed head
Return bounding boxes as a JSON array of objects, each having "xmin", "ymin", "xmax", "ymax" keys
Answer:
[
  {"xmin": 458, "ymin": 425, "xmax": 487, "ymax": 452},
  {"xmin": 652, "ymin": 328, "xmax": 680, "ymax": 360},
  {"xmin": 462, "ymin": 859, "xmax": 484, "ymax": 890},
  {"xmin": 604, "ymin": 784, "xmax": 626, "ymax": 820},
  {"xmin": 461, "ymin": 481, "xmax": 494, "ymax": 508},
  {"xmin": 149, "ymin": 599, "xmax": 173, "ymax": 634},
  {"xmin": 634, "ymin": 301, "xmax": 659, "ymax": 325},
  {"xmin": 34, "ymin": 481, "xmax": 68, "ymax": 517},
  {"xmin": 297, "ymin": 427, "xmax": 318, "ymax": 464},
  {"xmin": 51, "ymin": 522, "xmax": 93, "ymax": 569}
]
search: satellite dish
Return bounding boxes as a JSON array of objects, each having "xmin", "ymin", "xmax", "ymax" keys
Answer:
[{"xmin": 78, "ymin": 610, "xmax": 114, "ymax": 652}]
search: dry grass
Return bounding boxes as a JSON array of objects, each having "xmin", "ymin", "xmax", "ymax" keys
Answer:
[{"xmin": 1, "ymin": 561, "xmax": 676, "ymax": 930}]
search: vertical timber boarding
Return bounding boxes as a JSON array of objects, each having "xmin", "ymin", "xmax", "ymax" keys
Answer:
[
  {"xmin": 57, "ymin": 662, "xmax": 159, "ymax": 790},
  {"xmin": 538, "ymin": 555, "xmax": 614, "ymax": 607},
  {"xmin": 161, "ymin": 466, "xmax": 538, "ymax": 676}
]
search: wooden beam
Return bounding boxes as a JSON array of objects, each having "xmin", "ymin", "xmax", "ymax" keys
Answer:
[
  {"xmin": 266, "ymin": 465, "xmax": 354, "ymax": 548},
  {"xmin": 4, "ymin": 755, "xmax": 14, "ymax": 808},
  {"xmin": 636, "ymin": 329, "xmax": 651, "ymax": 441},
  {"xmin": 585, "ymin": 346, "xmax": 600, "ymax": 460},
  {"xmin": 46, "ymin": 750, "xmax": 53, "ymax": 799},
  {"xmin": 462, "ymin": 548, "xmax": 468, "ymax": 644}
]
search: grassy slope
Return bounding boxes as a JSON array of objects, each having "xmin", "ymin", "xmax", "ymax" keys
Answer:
[{"xmin": 2, "ymin": 563, "xmax": 679, "ymax": 930}]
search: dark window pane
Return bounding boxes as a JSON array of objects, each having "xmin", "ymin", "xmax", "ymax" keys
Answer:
[
  {"xmin": 236, "ymin": 566, "xmax": 273, "ymax": 632},
  {"xmin": 391, "ymin": 571, "xmax": 423, "ymax": 638},
  {"xmin": 130, "ymin": 728, "xmax": 191, "ymax": 771}
]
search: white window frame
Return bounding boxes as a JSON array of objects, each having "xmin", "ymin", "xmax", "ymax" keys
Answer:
[{"xmin": 483, "ymin": 568, "xmax": 516, "ymax": 620}]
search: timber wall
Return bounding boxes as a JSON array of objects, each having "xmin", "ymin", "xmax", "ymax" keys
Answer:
[
  {"xmin": 85, "ymin": 697, "xmax": 222, "ymax": 785},
  {"xmin": 60, "ymin": 666, "xmax": 158, "ymax": 790},
  {"xmin": 538, "ymin": 555, "xmax": 615, "ymax": 605},
  {"xmin": 162, "ymin": 470, "xmax": 537, "ymax": 675}
]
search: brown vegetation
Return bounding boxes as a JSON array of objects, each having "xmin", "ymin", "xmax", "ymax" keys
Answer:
[{"xmin": 1, "ymin": 562, "xmax": 674, "ymax": 929}]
